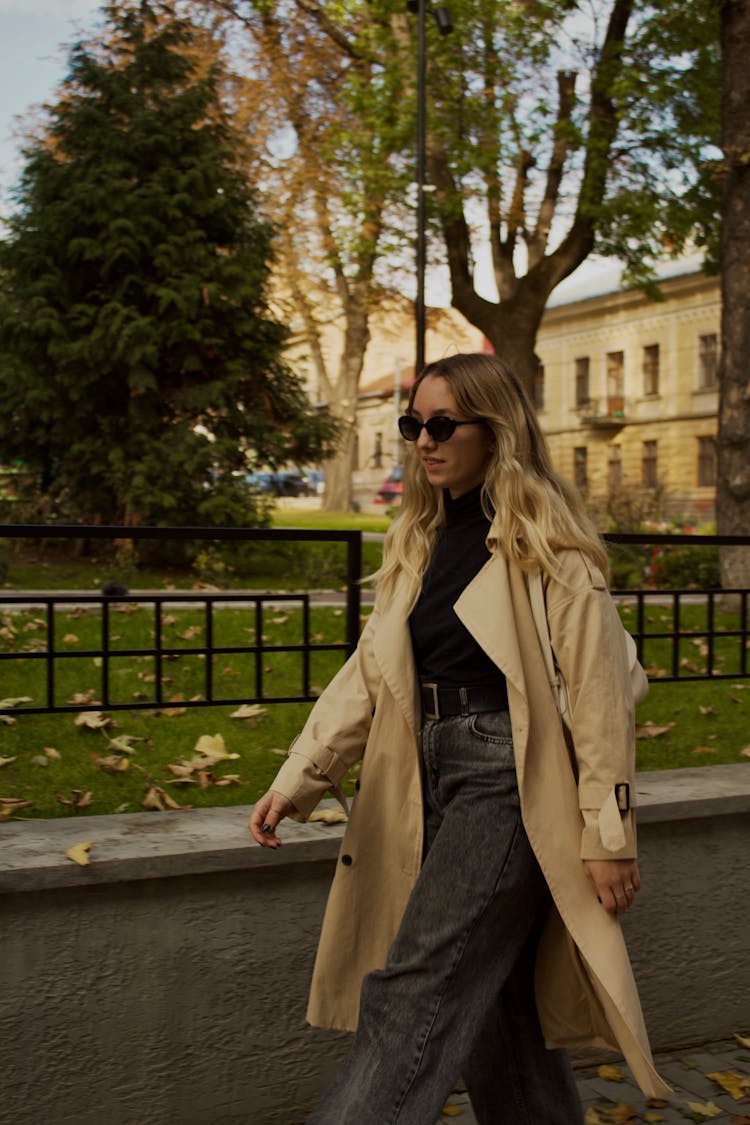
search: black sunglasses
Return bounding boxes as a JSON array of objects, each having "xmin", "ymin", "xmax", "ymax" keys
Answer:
[{"xmin": 398, "ymin": 414, "xmax": 485, "ymax": 443}]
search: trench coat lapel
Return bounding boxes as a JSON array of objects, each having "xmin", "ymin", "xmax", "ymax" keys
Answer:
[
  {"xmin": 453, "ymin": 553, "xmax": 526, "ymax": 702},
  {"xmin": 372, "ymin": 583, "xmax": 419, "ymax": 734}
]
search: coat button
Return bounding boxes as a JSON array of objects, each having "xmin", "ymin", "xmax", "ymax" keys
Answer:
[{"xmin": 341, "ymin": 854, "xmax": 353, "ymax": 866}]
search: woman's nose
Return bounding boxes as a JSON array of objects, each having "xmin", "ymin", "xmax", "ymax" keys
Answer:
[{"xmin": 416, "ymin": 426, "xmax": 436, "ymax": 450}]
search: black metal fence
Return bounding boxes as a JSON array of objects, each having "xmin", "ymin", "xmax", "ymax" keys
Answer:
[
  {"xmin": 0, "ymin": 525, "xmax": 361, "ymax": 715},
  {"xmin": 0, "ymin": 526, "xmax": 748, "ymax": 714},
  {"xmin": 605, "ymin": 532, "xmax": 749, "ymax": 682}
]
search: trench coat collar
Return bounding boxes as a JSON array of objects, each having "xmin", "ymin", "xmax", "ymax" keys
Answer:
[{"xmin": 453, "ymin": 551, "xmax": 527, "ymax": 701}]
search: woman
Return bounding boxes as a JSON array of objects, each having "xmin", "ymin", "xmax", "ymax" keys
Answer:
[{"xmin": 250, "ymin": 353, "xmax": 668, "ymax": 1123}]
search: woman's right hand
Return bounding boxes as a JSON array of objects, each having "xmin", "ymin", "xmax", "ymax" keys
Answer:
[{"xmin": 248, "ymin": 790, "xmax": 297, "ymax": 848}]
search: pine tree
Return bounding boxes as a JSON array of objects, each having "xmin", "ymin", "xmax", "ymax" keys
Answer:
[{"xmin": 0, "ymin": 1, "xmax": 333, "ymax": 526}]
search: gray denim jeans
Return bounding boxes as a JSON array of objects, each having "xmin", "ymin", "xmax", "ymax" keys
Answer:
[{"xmin": 306, "ymin": 710, "xmax": 583, "ymax": 1125}]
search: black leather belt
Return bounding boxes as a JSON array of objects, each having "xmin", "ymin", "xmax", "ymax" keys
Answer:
[{"xmin": 420, "ymin": 682, "xmax": 508, "ymax": 721}]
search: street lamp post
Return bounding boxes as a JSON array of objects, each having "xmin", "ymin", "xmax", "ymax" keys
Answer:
[{"xmin": 408, "ymin": 0, "xmax": 452, "ymax": 375}]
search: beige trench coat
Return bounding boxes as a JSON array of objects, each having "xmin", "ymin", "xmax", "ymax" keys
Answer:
[{"xmin": 271, "ymin": 537, "xmax": 669, "ymax": 1098}]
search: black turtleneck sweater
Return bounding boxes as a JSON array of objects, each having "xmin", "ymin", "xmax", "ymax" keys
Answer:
[{"xmin": 408, "ymin": 485, "xmax": 506, "ymax": 688}]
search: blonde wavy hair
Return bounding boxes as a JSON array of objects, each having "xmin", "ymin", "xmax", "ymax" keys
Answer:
[{"xmin": 373, "ymin": 352, "xmax": 608, "ymax": 607}]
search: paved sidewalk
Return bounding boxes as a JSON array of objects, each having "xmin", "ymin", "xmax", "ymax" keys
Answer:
[{"xmin": 439, "ymin": 1039, "xmax": 750, "ymax": 1123}]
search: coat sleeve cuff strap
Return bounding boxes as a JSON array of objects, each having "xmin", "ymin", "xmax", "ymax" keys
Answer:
[
  {"xmin": 304, "ymin": 744, "xmax": 349, "ymax": 786},
  {"xmin": 578, "ymin": 782, "xmax": 634, "ymax": 852}
]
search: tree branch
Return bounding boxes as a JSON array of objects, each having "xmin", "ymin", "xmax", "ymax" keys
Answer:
[
  {"xmin": 535, "ymin": 0, "xmax": 634, "ymax": 291},
  {"xmin": 526, "ymin": 69, "xmax": 577, "ymax": 270}
]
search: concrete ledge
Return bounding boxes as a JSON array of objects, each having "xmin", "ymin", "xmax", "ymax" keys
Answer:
[
  {"xmin": 2, "ymin": 765, "xmax": 749, "ymax": 1125},
  {"xmin": 3, "ymin": 766, "xmax": 748, "ymax": 893},
  {"xmin": 632, "ymin": 764, "xmax": 750, "ymax": 822},
  {"xmin": 0, "ymin": 801, "xmax": 345, "ymax": 892}
]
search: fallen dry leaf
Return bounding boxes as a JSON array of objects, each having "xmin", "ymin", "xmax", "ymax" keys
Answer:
[
  {"xmin": 230, "ymin": 704, "xmax": 267, "ymax": 722},
  {"xmin": 707, "ymin": 1071, "xmax": 750, "ymax": 1100},
  {"xmin": 740, "ymin": 747, "xmax": 750, "ymax": 760},
  {"xmin": 66, "ymin": 840, "xmax": 95, "ymax": 866},
  {"xmin": 0, "ymin": 755, "xmax": 17, "ymax": 768},
  {"xmin": 699, "ymin": 705, "xmax": 717, "ymax": 715},
  {"xmin": 158, "ymin": 706, "xmax": 187, "ymax": 717},
  {"xmin": 105, "ymin": 735, "xmax": 144, "ymax": 754},
  {"xmin": 686, "ymin": 1101, "xmax": 723, "ymax": 1119},
  {"xmin": 636, "ymin": 722, "xmax": 675, "ymax": 739},
  {"xmin": 0, "ymin": 696, "xmax": 32, "ymax": 708},
  {"xmin": 74, "ymin": 710, "xmax": 113, "ymax": 730},
  {"xmin": 598, "ymin": 1065, "xmax": 626, "ymax": 1082},
  {"xmin": 693, "ymin": 745, "xmax": 717, "ymax": 755},
  {"xmin": 66, "ymin": 689, "xmax": 100, "ymax": 705},
  {"xmin": 643, "ymin": 1114, "xmax": 664, "ymax": 1123},
  {"xmin": 733, "ymin": 1033, "xmax": 750, "ymax": 1049},
  {"xmin": 0, "ymin": 715, "xmax": 17, "ymax": 726},
  {"xmin": 189, "ymin": 733, "xmax": 239, "ymax": 765},
  {"xmin": 31, "ymin": 754, "xmax": 49, "ymax": 767},
  {"xmin": 584, "ymin": 1110, "xmax": 608, "ymax": 1125},
  {"xmin": 93, "ymin": 754, "xmax": 129, "ymax": 773},
  {"xmin": 55, "ymin": 789, "xmax": 93, "ymax": 809},
  {"xmin": 0, "ymin": 797, "xmax": 34, "ymax": 821},
  {"xmin": 309, "ymin": 808, "xmax": 348, "ymax": 825},
  {"xmin": 43, "ymin": 747, "xmax": 61, "ymax": 760},
  {"xmin": 608, "ymin": 1104, "xmax": 638, "ymax": 1123},
  {"xmin": 62, "ymin": 633, "xmax": 80, "ymax": 644},
  {"xmin": 164, "ymin": 763, "xmax": 196, "ymax": 778},
  {"xmin": 141, "ymin": 785, "xmax": 189, "ymax": 811},
  {"xmin": 177, "ymin": 626, "xmax": 202, "ymax": 640},
  {"xmin": 440, "ymin": 1107, "xmax": 462, "ymax": 1118}
]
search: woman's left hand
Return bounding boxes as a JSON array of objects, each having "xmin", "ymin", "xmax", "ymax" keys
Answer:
[{"xmin": 583, "ymin": 858, "xmax": 640, "ymax": 915}]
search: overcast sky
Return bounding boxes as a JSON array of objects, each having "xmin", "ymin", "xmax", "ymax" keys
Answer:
[{"xmin": 0, "ymin": 0, "xmax": 102, "ymax": 205}]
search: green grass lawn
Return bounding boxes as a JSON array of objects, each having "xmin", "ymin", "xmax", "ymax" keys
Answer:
[
  {"xmin": 1, "ymin": 583, "xmax": 748, "ymax": 822},
  {"xmin": 1, "ymin": 602, "xmax": 363, "ymax": 819}
]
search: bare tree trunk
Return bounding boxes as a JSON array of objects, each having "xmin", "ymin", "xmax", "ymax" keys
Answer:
[
  {"xmin": 716, "ymin": 0, "xmax": 750, "ymax": 589},
  {"xmin": 321, "ymin": 310, "xmax": 370, "ymax": 511}
]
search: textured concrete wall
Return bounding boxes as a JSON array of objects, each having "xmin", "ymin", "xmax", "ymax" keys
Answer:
[{"xmin": 1, "ymin": 766, "xmax": 749, "ymax": 1125}]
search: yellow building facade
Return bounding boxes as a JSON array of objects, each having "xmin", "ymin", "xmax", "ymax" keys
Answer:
[{"xmin": 536, "ymin": 263, "xmax": 720, "ymax": 523}]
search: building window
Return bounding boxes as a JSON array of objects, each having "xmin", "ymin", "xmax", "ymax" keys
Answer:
[
  {"xmin": 642, "ymin": 440, "xmax": 658, "ymax": 489},
  {"xmin": 642, "ymin": 344, "xmax": 660, "ymax": 397},
  {"xmin": 534, "ymin": 362, "xmax": 545, "ymax": 411},
  {"xmin": 574, "ymin": 446, "xmax": 588, "ymax": 490},
  {"xmin": 608, "ymin": 445, "xmax": 622, "ymax": 490},
  {"xmin": 606, "ymin": 350, "xmax": 625, "ymax": 415},
  {"xmin": 697, "ymin": 436, "xmax": 716, "ymax": 487},
  {"xmin": 575, "ymin": 357, "xmax": 590, "ymax": 408},
  {"xmin": 699, "ymin": 333, "xmax": 718, "ymax": 388},
  {"xmin": 373, "ymin": 432, "xmax": 383, "ymax": 470}
]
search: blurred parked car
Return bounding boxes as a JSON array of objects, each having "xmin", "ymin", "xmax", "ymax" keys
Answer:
[
  {"xmin": 302, "ymin": 469, "xmax": 325, "ymax": 495},
  {"xmin": 373, "ymin": 465, "xmax": 403, "ymax": 505},
  {"xmin": 244, "ymin": 470, "xmax": 310, "ymax": 497}
]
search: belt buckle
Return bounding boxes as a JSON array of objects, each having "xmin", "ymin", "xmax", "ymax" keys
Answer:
[{"xmin": 422, "ymin": 682, "xmax": 440, "ymax": 721}]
